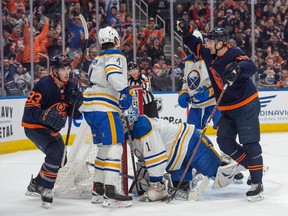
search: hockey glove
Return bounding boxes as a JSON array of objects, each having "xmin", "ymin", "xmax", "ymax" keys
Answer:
[
  {"xmin": 138, "ymin": 182, "xmax": 168, "ymax": 202},
  {"xmin": 223, "ymin": 62, "xmax": 241, "ymax": 86},
  {"xmin": 119, "ymin": 86, "xmax": 135, "ymax": 110},
  {"xmin": 175, "ymin": 19, "xmax": 193, "ymax": 38},
  {"xmin": 39, "ymin": 106, "xmax": 66, "ymax": 131},
  {"xmin": 69, "ymin": 89, "xmax": 83, "ymax": 108},
  {"xmin": 193, "ymin": 84, "xmax": 214, "ymax": 102},
  {"xmin": 178, "ymin": 90, "xmax": 190, "ymax": 108}
]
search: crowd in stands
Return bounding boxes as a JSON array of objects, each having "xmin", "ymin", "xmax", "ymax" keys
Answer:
[{"xmin": 1, "ymin": 0, "xmax": 288, "ymax": 96}]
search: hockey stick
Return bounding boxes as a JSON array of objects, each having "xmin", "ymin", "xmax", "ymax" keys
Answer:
[
  {"xmin": 165, "ymin": 176, "xmax": 209, "ymax": 201},
  {"xmin": 125, "ymin": 116, "xmax": 140, "ymax": 195},
  {"xmin": 60, "ymin": 14, "xmax": 89, "ymax": 168},
  {"xmin": 166, "ymin": 83, "xmax": 228, "ymax": 203}
]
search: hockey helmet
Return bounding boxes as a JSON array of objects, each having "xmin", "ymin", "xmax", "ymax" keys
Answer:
[
  {"xmin": 50, "ymin": 54, "xmax": 70, "ymax": 69},
  {"xmin": 207, "ymin": 27, "xmax": 229, "ymax": 43},
  {"xmin": 98, "ymin": 26, "xmax": 120, "ymax": 46},
  {"xmin": 127, "ymin": 106, "xmax": 139, "ymax": 124},
  {"xmin": 128, "ymin": 61, "xmax": 138, "ymax": 71}
]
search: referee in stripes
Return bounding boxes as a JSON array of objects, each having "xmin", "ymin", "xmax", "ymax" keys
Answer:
[{"xmin": 128, "ymin": 61, "xmax": 159, "ymax": 118}]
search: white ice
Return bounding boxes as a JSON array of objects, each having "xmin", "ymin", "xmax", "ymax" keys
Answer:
[{"xmin": 1, "ymin": 132, "xmax": 288, "ymax": 216}]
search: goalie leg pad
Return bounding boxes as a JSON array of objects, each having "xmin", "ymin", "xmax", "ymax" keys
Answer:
[{"xmin": 212, "ymin": 161, "xmax": 238, "ymax": 189}]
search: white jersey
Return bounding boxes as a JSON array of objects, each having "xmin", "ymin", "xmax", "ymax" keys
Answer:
[
  {"xmin": 79, "ymin": 49, "xmax": 128, "ymax": 113},
  {"xmin": 132, "ymin": 116, "xmax": 196, "ymax": 181},
  {"xmin": 182, "ymin": 54, "xmax": 215, "ymax": 108}
]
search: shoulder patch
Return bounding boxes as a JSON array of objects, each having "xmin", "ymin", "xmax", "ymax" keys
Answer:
[{"xmin": 132, "ymin": 116, "xmax": 152, "ymax": 140}]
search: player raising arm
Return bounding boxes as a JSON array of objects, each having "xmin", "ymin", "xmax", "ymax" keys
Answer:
[{"xmin": 176, "ymin": 21, "xmax": 265, "ymax": 202}]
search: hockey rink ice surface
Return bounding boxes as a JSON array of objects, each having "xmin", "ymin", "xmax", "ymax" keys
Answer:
[{"xmin": 1, "ymin": 132, "xmax": 288, "ymax": 216}]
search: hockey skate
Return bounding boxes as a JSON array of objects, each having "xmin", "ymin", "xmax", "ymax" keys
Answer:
[
  {"xmin": 91, "ymin": 182, "xmax": 104, "ymax": 204},
  {"xmin": 102, "ymin": 185, "xmax": 132, "ymax": 208},
  {"xmin": 41, "ymin": 188, "xmax": 53, "ymax": 209},
  {"xmin": 246, "ymin": 182, "xmax": 264, "ymax": 202},
  {"xmin": 247, "ymin": 166, "xmax": 269, "ymax": 185},
  {"xmin": 25, "ymin": 175, "xmax": 42, "ymax": 197}
]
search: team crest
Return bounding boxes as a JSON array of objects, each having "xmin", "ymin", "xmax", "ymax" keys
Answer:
[{"xmin": 187, "ymin": 70, "xmax": 201, "ymax": 90}]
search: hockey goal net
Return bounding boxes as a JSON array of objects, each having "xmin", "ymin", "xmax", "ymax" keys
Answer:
[{"xmin": 53, "ymin": 86, "xmax": 144, "ymax": 199}]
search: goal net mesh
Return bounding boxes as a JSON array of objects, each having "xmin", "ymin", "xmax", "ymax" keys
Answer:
[{"xmin": 53, "ymin": 86, "xmax": 143, "ymax": 199}]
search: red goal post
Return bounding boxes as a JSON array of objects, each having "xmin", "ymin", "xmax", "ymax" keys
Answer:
[{"xmin": 122, "ymin": 85, "xmax": 144, "ymax": 195}]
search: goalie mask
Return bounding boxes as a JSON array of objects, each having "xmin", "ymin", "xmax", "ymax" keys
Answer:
[{"xmin": 127, "ymin": 106, "xmax": 139, "ymax": 124}]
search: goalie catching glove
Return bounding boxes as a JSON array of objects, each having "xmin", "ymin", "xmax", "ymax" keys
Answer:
[
  {"xmin": 39, "ymin": 105, "xmax": 66, "ymax": 131},
  {"xmin": 222, "ymin": 62, "xmax": 241, "ymax": 86},
  {"xmin": 119, "ymin": 86, "xmax": 135, "ymax": 110},
  {"xmin": 138, "ymin": 182, "xmax": 168, "ymax": 202}
]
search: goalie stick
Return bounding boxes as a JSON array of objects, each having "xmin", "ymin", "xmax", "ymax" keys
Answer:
[
  {"xmin": 125, "ymin": 115, "xmax": 140, "ymax": 195},
  {"xmin": 166, "ymin": 83, "xmax": 228, "ymax": 203},
  {"xmin": 60, "ymin": 14, "xmax": 89, "ymax": 168},
  {"xmin": 165, "ymin": 176, "xmax": 210, "ymax": 201}
]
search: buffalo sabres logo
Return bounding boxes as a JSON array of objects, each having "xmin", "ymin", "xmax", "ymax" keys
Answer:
[{"xmin": 187, "ymin": 70, "xmax": 201, "ymax": 90}]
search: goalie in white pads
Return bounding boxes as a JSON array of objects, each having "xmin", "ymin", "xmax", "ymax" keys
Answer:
[
  {"xmin": 125, "ymin": 107, "xmax": 239, "ymax": 202},
  {"xmin": 79, "ymin": 26, "xmax": 133, "ymax": 208}
]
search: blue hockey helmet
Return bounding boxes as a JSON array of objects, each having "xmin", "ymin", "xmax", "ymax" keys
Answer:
[{"xmin": 127, "ymin": 106, "xmax": 139, "ymax": 124}]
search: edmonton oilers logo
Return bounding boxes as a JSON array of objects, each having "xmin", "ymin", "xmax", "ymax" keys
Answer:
[{"xmin": 187, "ymin": 70, "xmax": 200, "ymax": 90}]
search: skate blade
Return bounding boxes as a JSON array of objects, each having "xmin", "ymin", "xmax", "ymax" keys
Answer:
[
  {"xmin": 41, "ymin": 202, "xmax": 51, "ymax": 209},
  {"xmin": 102, "ymin": 199, "xmax": 132, "ymax": 208},
  {"xmin": 247, "ymin": 192, "xmax": 264, "ymax": 202},
  {"xmin": 91, "ymin": 195, "xmax": 104, "ymax": 204},
  {"xmin": 25, "ymin": 191, "xmax": 41, "ymax": 198}
]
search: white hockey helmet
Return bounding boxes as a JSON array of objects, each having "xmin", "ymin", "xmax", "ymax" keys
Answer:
[
  {"xmin": 192, "ymin": 29, "xmax": 203, "ymax": 42},
  {"xmin": 98, "ymin": 26, "xmax": 120, "ymax": 46}
]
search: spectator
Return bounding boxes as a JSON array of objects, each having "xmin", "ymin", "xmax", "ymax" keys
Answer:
[
  {"xmin": 147, "ymin": 36, "xmax": 164, "ymax": 64},
  {"xmin": 277, "ymin": 67, "xmax": 288, "ymax": 88},
  {"xmin": 139, "ymin": 57, "xmax": 153, "ymax": 78},
  {"xmin": 22, "ymin": 16, "xmax": 50, "ymax": 71},
  {"xmin": 13, "ymin": 64, "xmax": 31, "ymax": 95},
  {"xmin": 3, "ymin": 57, "xmax": 17, "ymax": 96},
  {"xmin": 152, "ymin": 55, "xmax": 168, "ymax": 78},
  {"xmin": 105, "ymin": 6, "xmax": 120, "ymax": 28},
  {"xmin": 67, "ymin": 6, "xmax": 85, "ymax": 60},
  {"xmin": 34, "ymin": 66, "xmax": 49, "ymax": 84},
  {"xmin": 72, "ymin": 44, "xmax": 97, "ymax": 73},
  {"xmin": 258, "ymin": 56, "xmax": 281, "ymax": 89}
]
